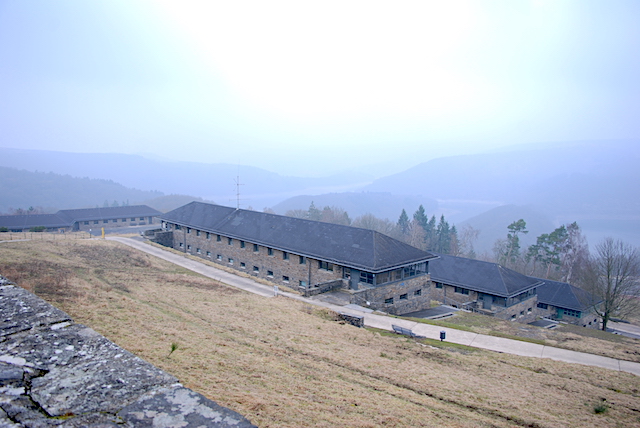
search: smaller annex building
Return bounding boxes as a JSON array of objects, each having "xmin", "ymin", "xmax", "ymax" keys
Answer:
[
  {"xmin": 429, "ymin": 253, "xmax": 542, "ymax": 322},
  {"xmin": 0, "ymin": 205, "xmax": 161, "ymax": 233},
  {"xmin": 535, "ymin": 278, "xmax": 601, "ymax": 328},
  {"xmin": 159, "ymin": 202, "xmax": 438, "ymax": 315}
]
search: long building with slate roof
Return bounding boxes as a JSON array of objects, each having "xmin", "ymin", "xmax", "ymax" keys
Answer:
[
  {"xmin": 0, "ymin": 205, "xmax": 161, "ymax": 232},
  {"xmin": 535, "ymin": 278, "xmax": 601, "ymax": 327},
  {"xmin": 160, "ymin": 202, "xmax": 438, "ymax": 315}
]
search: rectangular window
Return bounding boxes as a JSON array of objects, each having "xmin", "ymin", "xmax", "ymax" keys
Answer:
[
  {"xmin": 399, "ymin": 293, "xmax": 408, "ymax": 300},
  {"xmin": 282, "ymin": 276, "xmax": 289, "ymax": 282},
  {"xmin": 267, "ymin": 270, "xmax": 274, "ymax": 277},
  {"xmin": 206, "ymin": 232, "xmax": 210, "ymax": 239},
  {"xmin": 179, "ymin": 243, "xmax": 184, "ymax": 248},
  {"xmin": 454, "ymin": 287, "xmax": 469, "ymax": 295},
  {"xmin": 564, "ymin": 309, "xmax": 581, "ymax": 318},
  {"xmin": 268, "ymin": 248, "xmax": 274, "ymax": 256},
  {"xmin": 121, "ymin": 218, "xmax": 126, "ymax": 222},
  {"xmin": 112, "ymin": 219, "xmax": 117, "ymax": 223},
  {"xmin": 206, "ymin": 251, "xmax": 211, "ymax": 257},
  {"xmin": 228, "ymin": 258, "xmax": 234, "ymax": 264},
  {"xmin": 228, "ymin": 237, "xmax": 233, "ymax": 245},
  {"xmin": 299, "ymin": 255, "xmax": 306, "ymax": 264},
  {"xmin": 240, "ymin": 262, "xmax": 246, "ymax": 269},
  {"xmin": 175, "ymin": 224, "xmax": 181, "ymax": 230},
  {"xmin": 299, "ymin": 280, "xmax": 307, "ymax": 287},
  {"xmin": 435, "ymin": 282, "xmax": 443, "ymax": 289},
  {"xmin": 84, "ymin": 221, "xmax": 89, "ymax": 225},
  {"xmin": 131, "ymin": 218, "xmax": 136, "ymax": 221},
  {"xmin": 384, "ymin": 297, "xmax": 394, "ymax": 304},
  {"xmin": 319, "ymin": 261, "xmax": 333, "ymax": 271},
  {"xmin": 253, "ymin": 266, "xmax": 259, "ymax": 273},
  {"xmin": 359, "ymin": 271, "xmax": 374, "ymax": 284},
  {"xmin": 537, "ymin": 302, "xmax": 548, "ymax": 310},
  {"xmin": 196, "ymin": 248, "xmax": 201, "ymax": 254},
  {"xmin": 253, "ymin": 244, "xmax": 259, "ymax": 252},
  {"xmin": 187, "ymin": 245, "xmax": 191, "ymax": 251},
  {"xmin": 217, "ymin": 255, "xmax": 222, "ymax": 261},
  {"xmin": 217, "ymin": 235, "xmax": 221, "ymax": 242},
  {"xmin": 283, "ymin": 251, "xmax": 289, "ymax": 260},
  {"xmin": 187, "ymin": 228, "xmax": 191, "ymax": 234},
  {"xmin": 94, "ymin": 220, "xmax": 99, "ymax": 224},
  {"xmin": 196, "ymin": 230, "xmax": 201, "ymax": 236},
  {"xmin": 140, "ymin": 217, "xmax": 144, "ymax": 221},
  {"xmin": 414, "ymin": 289, "xmax": 422, "ymax": 296},
  {"xmin": 240, "ymin": 240, "xmax": 245, "ymax": 248}
]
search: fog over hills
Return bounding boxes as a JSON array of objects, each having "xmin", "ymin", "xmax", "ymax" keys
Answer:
[{"xmin": 1, "ymin": 140, "xmax": 637, "ymax": 251}]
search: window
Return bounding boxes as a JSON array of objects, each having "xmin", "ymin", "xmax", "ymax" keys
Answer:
[
  {"xmin": 399, "ymin": 293, "xmax": 408, "ymax": 300},
  {"xmin": 217, "ymin": 235, "xmax": 221, "ymax": 242},
  {"xmin": 435, "ymin": 282, "xmax": 443, "ymax": 289},
  {"xmin": 179, "ymin": 243, "xmax": 184, "ymax": 248},
  {"xmin": 359, "ymin": 271, "xmax": 374, "ymax": 284},
  {"xmin": 228, "ymin": 237, "xmax": 233, "ymax": 245},
  {"xmin": 253, "ymin": 243, "xmax": 259, "ymax": 252},
  {"xmin": 253, "ymin": 266, "xmax": 259, "ymax": 273},
  {"xmin": 267, "ymin": 270, "xmax": 274, "ymax": 277},
  {"xmin": 84, "ymin": 221, "xmax": 89, "ymax": 225},
  {"xmin": 206, "ymin": 251, "xmax": 211, "ymax": 257},
  {"xmin": 268, "ymin": 248, "xmax": 274, "ymax": 256},
  {"xmin": 228, "ymin": 258, "xmax": 234, "ymax": 264},
  {"xmin": 283, "ymin": 251, "xmax": 289, "ymax": 260},
  {"xmin": 94, "ymin": 221, "xmax": 99, "ymax": 224},
  {"xmin": 175, "ymin": 225, "xmax": 181, "ymax": 230},
  {"xmin": 537, "ymin": 302, "xmax": 548, "ymax": 310},
  {"xmin": 299, "ymin": 255, "xmax": 306, "ymax": 264},
  {"xmin": 187, "ymin": 245, "xmax": 191, "ymax": 251},
  {"xmin": 112, "ymin": 219, "xmax": 117, "ymax": 223},
  {"xmin": 196, "ymin": 230, "xmax": 201, "ymax": 236},
  {"xmin": 299, "ymin": 280, "xmax": 307, "ymax": 287},
  {"xmin": 217, "ymin": 255, "xmax": 222, "ymax": 261},
  {"xmin": 414, "ymin": 289, "xmax": 422, "ymax": 296},
  {"xmin": 206, "ymin": 232, "xmax": 210, "ymax": 239},
  {"xmin": 240, "ymin": 240, "xmax": 245, "ymax": 248},
  {"xmin": 196, "ymin": 248, "xmax": 201, "ymax": 254},
  {"xmin": 240, "ymin": 262, "xmax": 246, "ymax": 269},
  {"xmin": 564, "ymin": 309, "xmax": 581, "ymax": 318},
  {"xmin": 384, "ymin": 297, "xmax": 394, "ymax": 304},
  {"xmin": 282, "ymin": 276, "xmax": 289, "ymax": 283},
  {"xmin": 103, "ymin": 220, "xmax": 108, "ymax": 224},
  {"xmin": 187, "ymin": 228, "xmax": 191, "ymax": 234},
  {"xmin": 319, "ymin": 261, "xmax": 333, "ymax": 271},
  {"xmin": 121, "ymin": 218, "xmax": 126, "ymax": 222},
  {"xmin": 454, "ymin": 287, "xmax": 469, "ymax": 295},
  {"xmin": 131, "ymin": 218, "xmax": 136, "ymax": 221},
  {"xmin": 140, "ymin": 217, "xmax": 144, "ymax": 220}
]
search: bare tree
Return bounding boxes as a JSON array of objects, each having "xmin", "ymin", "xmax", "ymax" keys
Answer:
[
  {"xmin": 458, "ymin": 225, "xmax": 480, "ymax": 258},
  {"xmin": 578, "ymin": 238, "xmax": 640, "ymax": 331}
]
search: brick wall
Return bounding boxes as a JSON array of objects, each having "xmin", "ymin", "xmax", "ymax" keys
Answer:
[{"xmin": 351, "ymin": 275, "xmax": 432, "ymax": 315}]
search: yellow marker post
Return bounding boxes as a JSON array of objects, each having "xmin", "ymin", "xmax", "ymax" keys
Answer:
[{"xmin": 101, "ymin": 227, "xmax": 105, "ymax": 239}]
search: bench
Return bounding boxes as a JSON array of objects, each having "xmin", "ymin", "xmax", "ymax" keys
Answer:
[{"xmin": 392, "ymin": 324, "xmax": 424, "ymax": 338}]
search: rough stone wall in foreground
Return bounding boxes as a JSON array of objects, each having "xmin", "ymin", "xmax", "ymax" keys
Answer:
[{"xmin": 0, "ymin": 276, "xmax": 256, "ymax": 427}]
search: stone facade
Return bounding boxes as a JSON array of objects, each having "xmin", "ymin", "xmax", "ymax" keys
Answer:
[
  {"xmin": 164, "ymin": 223, "xmax": 434, "ymax": 315},
  {"xmin": 75, "ymin": 215, "xmax": 156, "ymax": 231},
  {"xmin": 536, "ymin": 304, "xmax": 601, "ymax": 329},
  {"xmin": 430, "ymin": 283, "xmax": 538, "ymax": 323}
]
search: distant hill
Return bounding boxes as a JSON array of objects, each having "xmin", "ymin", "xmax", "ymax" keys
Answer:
[
  {"xmin": 0, "ymin": 148, "xmax": 370, "ymax": 209},
  {"xmin": 0, "ymin": 166, "xmax": 162, "ymax": 213},
  {"xmin": 272, "ymin": 192, "xmax": 438, "ymax": 221}
]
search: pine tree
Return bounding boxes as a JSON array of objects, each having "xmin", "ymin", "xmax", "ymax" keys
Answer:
[{"xmin": 397, "ymin": 209, "xmax": 410, "ymax": 235}]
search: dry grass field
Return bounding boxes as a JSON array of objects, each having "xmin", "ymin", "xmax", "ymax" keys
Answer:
[{"xmin": 1, "ymin": 239, "xmax": 639, "ymax": 428}]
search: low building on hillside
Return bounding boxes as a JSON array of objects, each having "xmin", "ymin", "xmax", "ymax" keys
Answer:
[
  {"xmin": 159, "ymin": 202, "xmax": 438, "ymax": 315},
  {"xmin": 0, "ymin": 205, "xmax": 161, "ymax": 232},
  {"xmin": 535, "ymin": 278, "xmax": 601, "ymax": 328},
  {"xmin": 428, "ymin": 253, "xmax": 542, "ymax": 322}
]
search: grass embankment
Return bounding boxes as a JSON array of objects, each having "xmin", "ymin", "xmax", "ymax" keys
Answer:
[{"xmin": 1, "ymin": 239, "xmax": 639, "ymax": 428}]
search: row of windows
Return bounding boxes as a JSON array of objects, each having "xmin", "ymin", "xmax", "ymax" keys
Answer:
[
  {"xmin": 83, "ymin": 217, "xmax": 147, "ymax": 225},
  {"xmin": 384, "ymin": 289, "xmax": 422, "ymax": 305}
]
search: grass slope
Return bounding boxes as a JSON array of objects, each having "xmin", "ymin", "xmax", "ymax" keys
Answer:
[{"xmin": 1, "ymin": 239, "xmax": 639, "ymax": 427}]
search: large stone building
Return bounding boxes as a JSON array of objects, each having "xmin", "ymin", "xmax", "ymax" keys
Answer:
[
  {"xmin": 160, "ymin": 202, "xmax": 438, "ymax": 315},
  {"xmin": 0, "ymin": 205, "xmax": 161, "ymax": 233},
  {"xmin": 535, "ymin": 278, "xmax": 601, "ymax": 328}
]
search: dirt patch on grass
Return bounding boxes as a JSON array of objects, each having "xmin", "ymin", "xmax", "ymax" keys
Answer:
[{"xmin": 1, "ymin": 239, "xmax": 639, "ymax": 428}]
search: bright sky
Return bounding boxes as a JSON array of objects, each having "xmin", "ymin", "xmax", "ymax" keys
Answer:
[{"xmin": 1, "ymin": 0, "xmax": 639, "ymax": 176}]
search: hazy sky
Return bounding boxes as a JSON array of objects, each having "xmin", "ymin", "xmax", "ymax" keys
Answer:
[{"xmin": 1, "ymin": 0, "xmax": 639, "ymax": 176}]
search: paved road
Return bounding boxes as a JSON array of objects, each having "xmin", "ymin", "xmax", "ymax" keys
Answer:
[{"xmin": 108, "ymin": 236, "xmax": 640, "ymax": 377}]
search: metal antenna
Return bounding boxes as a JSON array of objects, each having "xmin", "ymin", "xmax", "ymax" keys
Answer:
[{"xmin": 232, "ymin": 174, "xmax": 245, "ymax": 210}]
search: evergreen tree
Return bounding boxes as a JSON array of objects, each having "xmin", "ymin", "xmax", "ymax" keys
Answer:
[
  {"xmin": 397, "ymin": 209, "xmax": 410, "ymax": 235},
  {"xmin": 308, "ymin": 201, "xmax": 321, "ymax": 221}
]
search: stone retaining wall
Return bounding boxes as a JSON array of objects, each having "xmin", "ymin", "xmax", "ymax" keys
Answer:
[{"xmin": 0, "ymin": 276, "xmax": 256, "ymax": 427}]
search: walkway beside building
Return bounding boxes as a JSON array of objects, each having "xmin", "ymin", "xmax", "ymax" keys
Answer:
[{"xmin": 109, "ymin": 237, "xmax": 640, "ymax": 377}]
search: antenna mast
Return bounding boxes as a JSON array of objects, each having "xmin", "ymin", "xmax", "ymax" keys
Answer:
[{"xmin": 233, "ymin": 175, "xmax": 245, "ymax": 209}]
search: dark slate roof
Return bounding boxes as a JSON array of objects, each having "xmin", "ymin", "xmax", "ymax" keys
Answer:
[
  {"xmin": 57, "ymin": 205, "xmax": 161, "ymax": 222},
  {"xmin": 161, "ymin": 202, "xmax": 437, "ymax": 272},
  {"xmin": 534, "ymin": 278, "xmax": 599, "ymax": 312},
  {"xmin": 429, "ymin": 253, "xmax": 543, "ymax": 298},
  {"xmin": 0, "ymin": 214, "xmax": 70, "ymax": 229}
]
